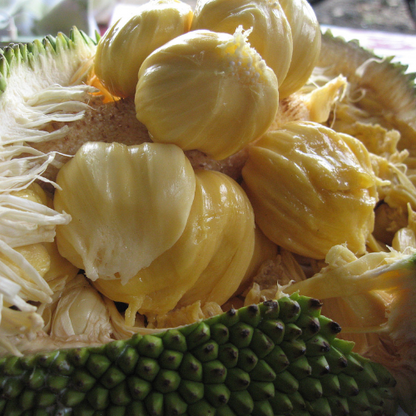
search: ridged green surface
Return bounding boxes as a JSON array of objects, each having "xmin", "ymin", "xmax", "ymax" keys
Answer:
[
  {"xmin": 0, "ymin": 27, "xmax": 98, "ymax": 95},
  {"xmin": 0, "ymin": 294, "xmax": 398, "ymax": 416}
]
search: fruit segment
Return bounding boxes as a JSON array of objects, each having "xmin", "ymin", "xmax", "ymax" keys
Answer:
[
  {"xmin": 242, "ymin": 121, "xmax": 379, "ymax": 259},
  {"xmin": 94, "ymin": 0, "xmax": 193, "ymax": 98},
  {"xmin": 135, "ymin": 27, "xmax": 279, "ymax": 160}
]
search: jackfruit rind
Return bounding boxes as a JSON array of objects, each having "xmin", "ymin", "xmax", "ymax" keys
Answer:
[
  {"xmin": 0, "ymin": 294, "xmax": 399, "ymax": 416},
  {"xmin": 0, "ymin": 28, "xmax": 97, "ymax": 97},
  {"xmin": 54, "ymin": 142, "xmax": 196, "ymax": 284},
  {"xmin": 242, "ymin": 121, "xmax": 379, "ymax": 259},
  {"xmin": 94, "ymin": 0, "xmax": 193, "ymax": 98},
  {"xmin": 0, "ymin": 26, "xmax": 98, "ymax": 185},
  {"xmin": 191, "ymin": 0, "xmax": 293, "ymax": 91},
  {"xmin": 285, "ymin": 247, "xmax": 416, "ymax": 415},
  {"xmin": 135, "ymin": 28, "xmax": 279, "ymax": 160}
]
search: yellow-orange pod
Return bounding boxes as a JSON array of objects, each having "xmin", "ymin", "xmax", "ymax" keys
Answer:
[
  {"xmin": 93, "ymin": 169, "xmax": 256, "ymax": 325},
  {"xmin": 135, "ymin": 28, "xmax": 279, "ymax": 160},
  {"xmin": 54, "ymin": 142, "xmax": 196, "ymax": 285},
  {"xmin": 191, "ymin": 0, "xmax": 293, "ymax": 89},
  {"xmin": 94, "ymin": 0, "xmax": 193, "ymax": 98},
  {"xmin": 277, "ymin": 0, "xmax": 321, "ymax": 98},
  {"xmin": 242, "ymin": 121, "xmax": 379, "ymax": 259}
]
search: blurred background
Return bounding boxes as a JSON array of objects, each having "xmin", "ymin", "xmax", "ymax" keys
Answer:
[
  {"xmin": 0, "ymin": 0, "xmax": 415, "ymax": 71},
  {"xmin": 0, "ymin": 0, "xmax": 415, "ymax": 42},
  {"xmin": 312, "ymin": 0, "xmax": 416, "ymax": 34}
]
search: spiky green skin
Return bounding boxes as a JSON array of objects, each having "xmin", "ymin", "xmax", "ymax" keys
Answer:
[
  {"xmin": 0, "ymin": 27, "xmax": 98, "ymax": 95},
  {"xmin": 0, "ymin": 294, "xmax": 398, "ymax": 416}
]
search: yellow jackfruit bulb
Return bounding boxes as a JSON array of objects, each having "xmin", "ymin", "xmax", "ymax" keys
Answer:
[
  {"xmin": 242, "ymin": 121, "xmax": 379, "ymax": 259},
  {"xmin": 191, "ymin": 0, "xmax": 293, "ymax": 89},
  {"xmin": 94, "ymin": 0, "xmax": 193, "ymax": 98},
  {"xmin": 11, "ymin": 182, "xmax": 49, "ymax": 206},
  {"xmin": 236, "ymin": 226, "xmax": 278, "ymax": 296},
  {"xmin": 42, "ymin": 241, "xmax": 79, "ymax": 293},
  {"xmin": 11, "ymin": 183, "xmax": 78, "ymax": 293},
  {"xmin": 277, "ymin": 0, "xmax": 321, "ymax": 98},
  {"xmin": 135, "ymin": 27, "xmax": 279, "ymax": 160},
  {"xmin": 93, "ymin": 169, "xmax": 255, "ymax": 326},
  {"xmin": 54, "ymin": 142, "xmax": 196, "ymax": 284},
  {"xmin": 49, "ymin": 275, "xmax": 112, "ymax": 341}
]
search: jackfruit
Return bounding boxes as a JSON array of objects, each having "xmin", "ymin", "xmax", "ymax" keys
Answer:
[
  {"xmin": 285, "ymin": 248, "xmax": 416, "ymax": 415},
  {"xmin": 314, "ymin": 31, "xmax": 416, "ymax": 168},
  {"xmin": 94, "ymin": 0, "xmax": 193, "ymax": 98},
  {"xmin": 277, "ymin": 0, "xmax": 321, "ymax": 98},
  {"xmin": 54, "ymin": 142, "xmax": 196, "ymax": 284},
  {"xmin": 191, "ymin": 0, "xmax": 293, "ymax": 91},
  {"xmin": 0, "ymin": 6, "xmax": 415, "ymax": 416},
  {"xmin": 135, "ymin": 26, "xmax": 279, "ymax": 160},
  {"xmin": 242, "ymin": 121, "xmax": 380, "ymax": 259},
  {"xmin": 0, "ymin": 294, "xmax": 399, "ymax": 416},
  {"xmin": 92, "ymin": 168, "xmax": 255, "ymax": 325}
]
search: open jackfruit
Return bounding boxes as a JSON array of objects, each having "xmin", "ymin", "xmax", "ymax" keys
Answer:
[{"xmin": 0, "ymin": 0, "xmax": 416, "ymax": 414}]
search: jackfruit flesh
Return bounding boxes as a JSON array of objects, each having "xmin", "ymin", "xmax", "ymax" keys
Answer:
[
  {"xmin": 0, "ymin": 294, "xmax": 399, "ymax": 416},
  {"xmin": 94, "ymin": 0, "xmax": 193, "ymax": 98},
  {"xmin": 192, "ymin": 0, "xmax": 321, "ymax": 100},
  {"xmin": 135, "ymin": 27, "xmax": 279, "ymax": 160},
  {"xmin": 242, "ymin": 121, "xmax": 379, "ymax": 259},
  {"xmin": 92, "ymin": 169, "xmax": 256, "ymax": 325},
  {"xmin": 191, "ymin": 0, "xmax": 293, "ymax": 92},
  {"xmin": 54, "ymin": 142, "xmax": 196, "ymax": 284},
  {"xmin": 277, "ymin": 0, "xmax": 321, "ymax": 98}
]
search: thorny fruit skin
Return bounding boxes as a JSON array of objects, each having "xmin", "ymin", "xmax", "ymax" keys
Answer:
[
  {"xmin": 135, "ymin": 28, "xmax": 279, "ymax": 160},
  {"xmin": 94, "ymin": 0, "xmax": 193, "ymax": 98},
  {"xmin": 0, "ymin": 294, "xmax": 398, "ymax": 416},
  {"xmin": 191, "ymin": 0, "xmax": 293, "ymax": 92},
  {"xmin": 242, "ymin": 121, "xmax": 379, "ymax": 259}
]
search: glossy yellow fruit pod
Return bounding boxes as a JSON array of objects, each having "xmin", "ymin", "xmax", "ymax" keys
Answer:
[
  {"xmin": 93, "ymin": 169, "xmax": 256, "ymax": 325},
  {"xmin": 191, "ymin": 0, "xmax": 293, "ymax": 90},
  {"xmin": 235, "ymin": 226, "xmax": 278, "ymax": 295},
  {"xmin": 135, "ymin": 27, "xmax": 279, "ymax": 160},
  {"xmin": 94, "ymin": 0, "xmax": 193, "ymax": 98},
  {"xmin": 242, "ymin": 121, "xmax": 379, "ymax": 259},
  {"xmin": 54, "ymin": 142, "xmax": 196, "ymax": 284},
  {"xmin": 278, "ymin": 0, "xmax": 321, "ymax": 98},
  {"xmin": 7, "ymin": 184, "xmax": 78, "ymax": 303}
]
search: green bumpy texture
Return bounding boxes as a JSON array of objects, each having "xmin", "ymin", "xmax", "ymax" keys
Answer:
[{"xmin": 0, "ymin": 294, "xmax": 398, "ymax": 416}]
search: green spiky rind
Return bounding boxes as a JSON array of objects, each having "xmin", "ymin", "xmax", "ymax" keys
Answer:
[
  {"xmin": 319, "ymin": 30, "xmax": 416, "ymax": 131},
  {"xmin": 0, "ymin": 26, "xmax": 97, "ymax": 97},
  {"xmin": 0, "ymin": 294, "xmax": 398, "ymax": 416}
]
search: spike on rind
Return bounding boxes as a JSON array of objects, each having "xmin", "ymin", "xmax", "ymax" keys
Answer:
[{"xmin": 0, "ymin": 26, "xmax": 97, "ymax": 97}]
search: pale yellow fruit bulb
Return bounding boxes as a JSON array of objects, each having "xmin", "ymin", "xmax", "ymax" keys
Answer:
[
  {"xmin": 237, "ymin": 226, "xmax": 278, "ymax": 295},
  {"xmin": 191, "ymin": 0, "xmax": 293, "ymax": 89},
  {"xmin": 242, "ymin": 121, "xmax": 379, "ymax": 259},
  {"xmin": 277, "ymin": 0, "xmax": 321, "ymax": 98},
  {"xmin": 54, "ymin": 142, "xmax": 196, "ymax": 284},
  {"xmin": 94, "ymin": 0, "xmax": 193, "ymax": 98},
  {"xmin": 93, "ymin": 169, "xmax": 255, "ymax": 325},
  {"xmin": 135, "ymin": 27, "xmax": 279, "ymax": 160}
]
